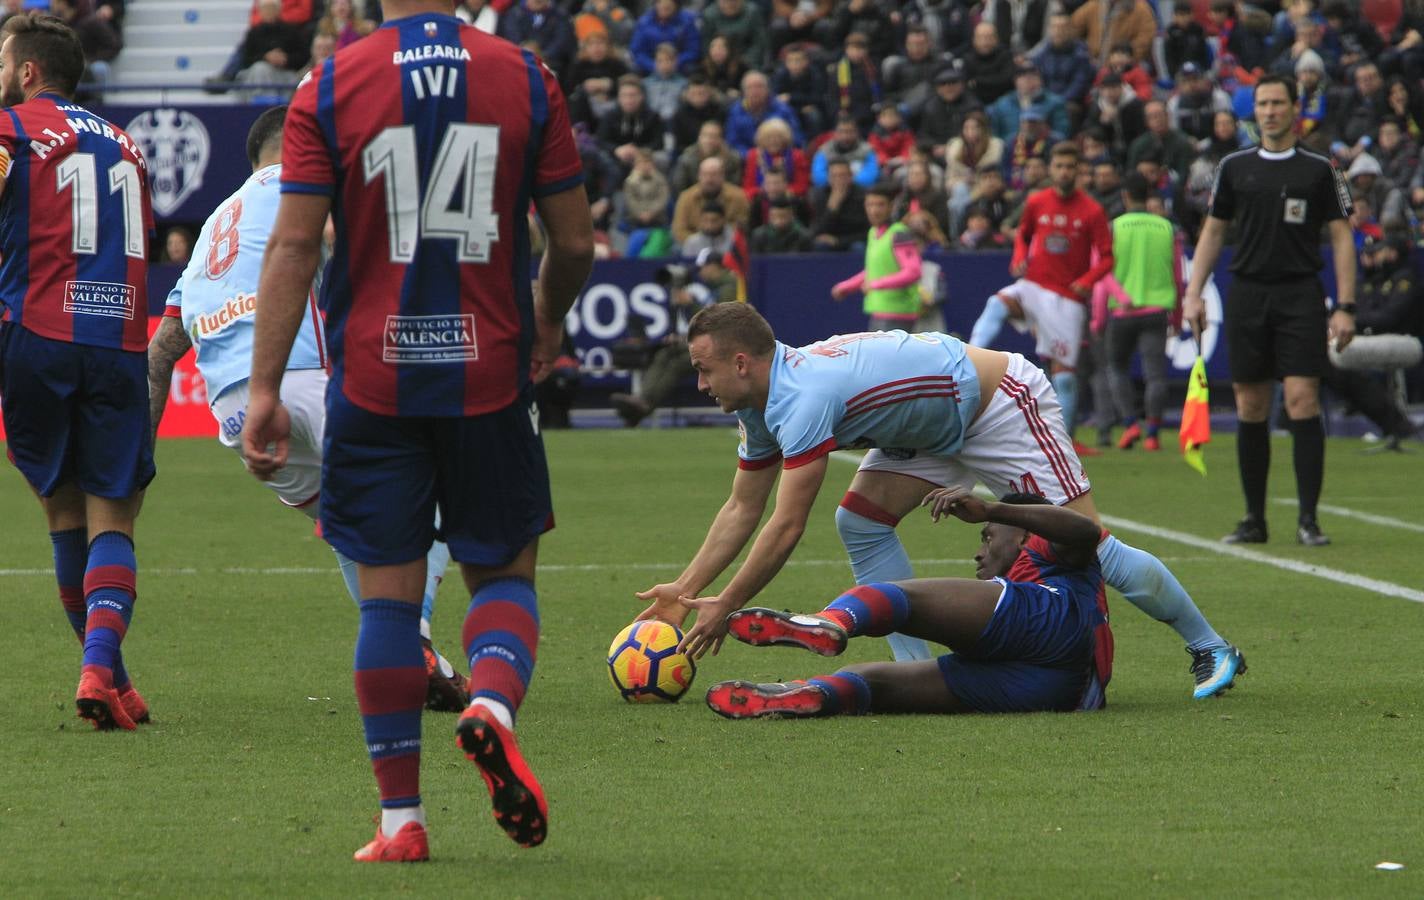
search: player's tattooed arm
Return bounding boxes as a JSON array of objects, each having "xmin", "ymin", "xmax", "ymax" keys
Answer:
[{"xmin": 147, "ymin": 316, "xmax": 193, "ymax": 441}]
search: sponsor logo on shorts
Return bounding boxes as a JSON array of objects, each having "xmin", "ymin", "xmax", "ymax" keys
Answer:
[
  {"xmin": 63, "ymin": 280, "xmax": 136, "ymax": 320},
  {"xmin": 383, "ymin": 314, "xmax": 478, "ymax": 363}
]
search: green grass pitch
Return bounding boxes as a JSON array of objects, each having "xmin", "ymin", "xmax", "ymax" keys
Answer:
[{"xmin": 1, "ymin": 429, "xmax": 1421, "ymax": 898}]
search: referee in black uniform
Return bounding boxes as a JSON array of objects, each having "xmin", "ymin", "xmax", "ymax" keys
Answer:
[{"xmin": 1184, "ymin": 73, "xmax": 1356, "ymax": 547}]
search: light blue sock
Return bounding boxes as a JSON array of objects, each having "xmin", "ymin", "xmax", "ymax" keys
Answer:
[
  {"xmin": 421, "ymin": 540, "xmax": 452, "ymax": 640},
  {"xmin": 1097, "ymin": 534, "xmax": 1225, "ymax": 652},
  {"xmin": 969, "ymin": 295, "xmax": 1010, "ymax": 348},
  {"xmin": 835, "ymin": 503, "xmax": 932, "ymax": 662},
  {"xmin": 335, "ymin": 549, "xmax": 361, "ymax": 603},
  {"xmin": 1051, "ymin": 370, "xmax": 1078, "ymax": 434}
]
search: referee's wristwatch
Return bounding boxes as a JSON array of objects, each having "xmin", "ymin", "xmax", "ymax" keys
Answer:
[{"xmin": 1334, "ymin": 303, "xmax": 1356, "ymax": 315}]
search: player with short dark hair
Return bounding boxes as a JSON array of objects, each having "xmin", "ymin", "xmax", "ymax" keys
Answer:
[
  {"xmin": 1184, "ymin": 72, "xmax": 1356, "ymax": 546},
  {"xmin": 967, "ymin": 136, "xmax": 1115, "ymax": 453},
  {"xmin": 637, "ymin": 304, "xmax": 1245, "ymax": 702},
  {"xmin": 706, "ymin": 487, "xmax": 1115, "ymax": 717},
  {"xmin": 0, "ymin": 13, "xmax": 155, "ymax": 731},
  {"xmin": 242, "ymin": 0, "xmax": 593, "ymax": 862}
]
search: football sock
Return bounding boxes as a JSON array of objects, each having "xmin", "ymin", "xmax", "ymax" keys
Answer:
[
  {"xmin": 470, "ymin": 697, "xmax": 514, "ymax": 730},
  {"xmin": 421, "ymin": 540, "xmax": 451, "ymax": 641},
  {"xmin": 969, "ymin": 294, "xmax": 1009, "ymax": 348},
  {"xmin": 51, "ymin": 528, "xmax": 88, "ymax": 639},
  {"xmin": 1145, "ymin": 417, "xmax": 1161, "ymax": 439},
  {"xmin": 1287, "ymin": 415, "xmax": 1325, "ymax": 521},
  {"xmin": 808, "ymin": 671, "xmax": 872, "ymax": 716},
  {"xmin": 381, "ymin": 804, "xmax": 426, "ymax": 840},
  {"xmin": 354, "ymin": 599, "xmax": 426, "ymax": 814},
  {"xmin": 462, "ymin": 577, "xmax": 539, "ymax": 723},
  {"xmin": 821, "ymin": 583, "xmax": 910, "ymax": 637},
  {"xmin": 1051, "ymin": 370, "xmax": 1079, "ymax": 435},
  {"xmin": 1121, "ymin": 416, "xmax": 1137, "ymax": 429},
  {"xmin": 334, "ymin": 549, "xmax": 361, "ymax": 603},
  {"xmin": 1236, "ymin": 420, "xmax": 1271, "ymax": 521},
  {"xmin": 835, "ymin": 496, "xmax": 930, "ymax": 662},
  {"xmin": 81, "ymin": 532, "xmax": 136, "ymax": 684},
  {"xmin": 1097, "ymin": 534, "xmax": 1224, "ymax": 652}
]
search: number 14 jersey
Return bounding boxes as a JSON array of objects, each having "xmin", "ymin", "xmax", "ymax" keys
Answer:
[
  {"xmin": 281, "ymin": 12, "xmax": 584, "ymax": 417},
  {"xmin": 0, "ymin": 94, "xmax": 153, "ymax": 352}
]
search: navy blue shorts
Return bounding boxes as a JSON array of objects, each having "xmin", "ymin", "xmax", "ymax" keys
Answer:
[
  {"xmin": 320, "ymin": 383, "xmax": 553, "ymax": 567},
  {"xmin": 936, "ymin": 578, "xmax": 1099, "ymax": 713},
  {"xmin": 0, "ymin": 322, "xmax": 154, "ymax": 498}
]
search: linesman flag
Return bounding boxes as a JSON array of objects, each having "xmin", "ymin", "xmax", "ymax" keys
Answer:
[{"xmin": 1179, "ymin": 356, "xmax": 1210, "ymax": 475}]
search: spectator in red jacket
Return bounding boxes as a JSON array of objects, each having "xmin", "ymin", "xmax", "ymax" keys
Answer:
[
  {"xmin": 743, "ymin": 117, "xmax": 811, "ymax": 197},
  {"xmin": 869, "ymin": 103, "xmax": 915, "ymax": 174}
]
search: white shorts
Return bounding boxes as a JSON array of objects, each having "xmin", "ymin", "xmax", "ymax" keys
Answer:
[
  {"xmin": 997, "ymin": 278, "xmax": 1087, "ymax": 368},
  {"xmin": 857, "ymin": 353, "xmax": 1090, "ymax": 505},
  {"xmin": 212, "ymin": 368, "xmax": 328, "ymax": 515}
]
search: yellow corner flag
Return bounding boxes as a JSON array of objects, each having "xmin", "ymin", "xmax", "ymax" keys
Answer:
[{"xmin": 1179, "ymin": 356, "xmax": 1210, "ymax": 475}]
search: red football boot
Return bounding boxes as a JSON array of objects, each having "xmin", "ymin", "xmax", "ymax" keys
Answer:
[
  {"xmin": 455, "ymin": 707, "xmax": 548, "ymax": 848},
  {"xmin": 727, "ymin": 608, "xmax": 848, "ymax": 656},
  {"xmin": 75, "ymin": 668, "xmax": 137, "ymax": 731},
  {"xmin": 353, "ymin": 821, "xmax": 429, "ymax": 862}
]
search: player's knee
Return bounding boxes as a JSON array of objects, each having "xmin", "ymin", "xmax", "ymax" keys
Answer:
[{"xmin": 835, "ymin": 497, "xmax": 898, "ymax": 550}]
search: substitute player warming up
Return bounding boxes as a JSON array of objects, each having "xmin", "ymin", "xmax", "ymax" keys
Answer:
[
  {"xmin": 0, "ymin": 14, "xmax": 155, "ymax": 730},
  {"xmin": 243, "ymin": 0, "xmax": 593, "ymax": 862}
]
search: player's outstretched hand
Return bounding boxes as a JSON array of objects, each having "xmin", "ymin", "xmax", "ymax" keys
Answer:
[
  {"xmin": 677, "ymin": 594, "xmax": 738, "ymax": 659},
  {"xmin": 923, "ymin": 485, "xmax": 990, "ymax": 523},
  {"xmin": 242, "ymin": 392, "xmax": 291, "ymax": 482},
  {"xmin": 530, "ymin": 313, "xmax": 564, "ymax": 385},
  {"xmin": 634, "ymin": 582, "xmax": 692, "ymax": 628}
]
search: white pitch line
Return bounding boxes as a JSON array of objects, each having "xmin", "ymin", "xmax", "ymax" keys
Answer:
[
  {"xmin": 827, "ymin": 448, "xmax": 1424, "ymax": 604},
  {"xmin": 0, "ymin": 559, "xmax": 973, "ymax": 578},
  {"xmin": 1272, "ymin": 499, "xmax": 1424, "ymax": 534}
]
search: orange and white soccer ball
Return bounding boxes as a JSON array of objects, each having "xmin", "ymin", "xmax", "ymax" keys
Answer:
[{"xmin": 607, "ymin": 621, "xmax": 696, "ymax": 703}]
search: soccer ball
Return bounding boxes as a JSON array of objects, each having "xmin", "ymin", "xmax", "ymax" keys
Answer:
[{"xmin": 607, "ymin": 621, "xmax": 696, "ymax": 703}]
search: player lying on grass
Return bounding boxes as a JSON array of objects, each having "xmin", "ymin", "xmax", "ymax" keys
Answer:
[
  {"xmin": 634, "ymin": 303, "xmax": 1245, "ymax": 699},
  {"xmin": 705, "ymin": 487, "xmax": 1115, "ymax": 717},
  {"xmin": 146, "ymin": 106, "xmax": 467, "ymax": 710}
]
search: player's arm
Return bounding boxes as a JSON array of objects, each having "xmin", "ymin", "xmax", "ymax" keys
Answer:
[
  {"xmin": 1183, "ymin": 214, "xmax": 1228, "ymax": 338},
  {"xmin": 245, "ymin": 192, "xmax": 330, "ymax": 477},
  {"xmin": 531, "ymin": 184, "xmax": 595, "ymax": 382},
  {"xmin": 1327, "ymin": 217, "xmax": 1356, "ymax": 350},
  {"xmin": 1075, "ymin": 210, "xmax": 1115, "ymax": 295},
  {"xmin": 146, "ymin": 316, "xmax": 192, "ymax": 443},
  {"xmin": 924, "ymin": 486, "xmax": 1101, "ymax": 569},
  {"xmin": 1010, "ymin": 196, "xmax": 1034, "ymax": 276},
  {"xmin": 635, "ymin": 461, "xmax": 778, "ymax": 626},
  {"xmin": 680, "ymin": 455, "xmax": 828, "ymax": 658}
]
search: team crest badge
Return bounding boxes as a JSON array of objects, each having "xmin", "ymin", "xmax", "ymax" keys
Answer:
[
  {"xmin": 425, "ymin": 21, "xmax": 439, "ymax": 36},
  {"xmin": 126, "ymin": 108, "xmax": 211, "ymax": 217}
]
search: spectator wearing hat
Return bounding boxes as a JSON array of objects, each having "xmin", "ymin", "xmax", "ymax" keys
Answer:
[
  {"xmin": 945, "ymin": 111, "xmax": 1004, "ymax": 235},
  {"xmin": 918, "ymin": 67, "xmax": 982, "ymax": 158},
  {"xmin": 956, "ymin": 22, "xmax": 1015, "ymax": 107},
  {"xmin": 812, "ymin": 114, "xmax": 881, "ymax": 188},
  {"xmin": 1162, "ymin": 3, "xmax": 1211, "ymax": 83},
  {"xmin": 882, "ymin": 26, "xmax": 950, "ymax": 122},
  {"xmin": 772, "ymin": 45, "xmax": 828, "ymax": 140},
  {"xmin": 1168, "ymin": 63, "xmax": 1232, "ymax": 141},
  {"xmin": 982, "ymin": 0, "xmax": 1054, "ymax": 58},
  {"xmin": 726, "ymin": 70, "xmax": 804, "ymax": 153},
  {"xmin": 1089, "ymin": 71, "xmax": 1146, "ymax": 162},
  {"xmin": 672, "ymin": 156, "xmax": 751, "ymax": 244},
  {"xmin": 828, "ymin": 31, "xmax": 883, "ymax": 133},
  {"xmin": 1032, "ymin": 13, "xmax": 1094, "ymax": 114},
  {"xmin": 751, "ymin": 195, "xmax": 814, "ymax": 253},
  {"xmin": 1347, "ymin": 154, "xmax": 1409, "ymax": 233},
  {"xmin": 1070, "ymin": 0, "xmax": 1155, "ymax": 64},
  {"xmin": 700, "ymin": 0, "xmax": 767, "ymax": 71},
  {"xmin": 1128, "ymin": 100, "xmax": 1197, "ymax": 184},
  {"xmin": 989, "ymin": 64, "xmax": 1069, "ymax": 142},
  {"xmin": 630, "ymin": 0, "xmax": 701, "ymax": 75},
  {"xmin": 1295, "ymin": 49, "xmax": 1329, "ymax": 140}
]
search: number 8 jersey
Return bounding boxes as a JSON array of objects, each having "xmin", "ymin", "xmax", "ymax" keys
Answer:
[
  {"xmin": 0, "ymin": 94, "xmax": 153, "ymax": 352},
  {"xmin": 281, "ymin": 12, "xmax": 584, "ymax": 417}
]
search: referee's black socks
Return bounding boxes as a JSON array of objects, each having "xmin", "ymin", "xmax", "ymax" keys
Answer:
[
  {"xmin": 1237, "ymin": 420, "xmax": 1271, "ymax": 523},
  {"xmin": 1287, "ymin": 415, "xmax": 1325, "ymax": 522}
]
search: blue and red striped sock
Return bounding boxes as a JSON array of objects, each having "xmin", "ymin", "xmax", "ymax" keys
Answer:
[
  {"xmin": 354, "ymin": 599, "xmax": 426, "ymax": 810},
  {"xmin": 820, "ymin": 582, "xmax": 910, "ymax": 637},
  {"xmin": 55, "ymin": 529, "xmax": 132, "ymax": 690},
  {"xmin": 808, "ymin": 670, "xmax": 872, "ymax": 716},
  {"xmin": 462, "ymin": 577, "xmax": 540, "ymax": 721},
  {"xmin": 82, "ymin": 532, "xmax": 136, "ymax": 688}
]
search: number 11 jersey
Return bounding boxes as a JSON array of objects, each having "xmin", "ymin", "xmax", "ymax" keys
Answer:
[
  {"xmin": 281, "ymin": 12, "xmax": 584, "ymax": 418},
  {"xmin": 0, "ymin": 94, "xmax": 153, "ymax": 352}
]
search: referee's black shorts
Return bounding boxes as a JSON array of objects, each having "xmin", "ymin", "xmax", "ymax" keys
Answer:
[{"xmin": 1223, "ymin": 274, "xmax": 1329, "ymax": 382}]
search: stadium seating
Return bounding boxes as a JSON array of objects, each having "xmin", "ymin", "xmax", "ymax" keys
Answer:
[{"xmin": 111, "ymin": 0, "xmax": 251, "ymax": 103}]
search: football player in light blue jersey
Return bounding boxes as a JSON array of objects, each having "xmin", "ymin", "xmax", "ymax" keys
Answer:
[
  {"xmin": 635, "ymin": 303, "xmax": 1247, "ymax": 700},
  {"xmin": 146, "ymin": 107, "xmax": 468, "ymax": 710}
]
